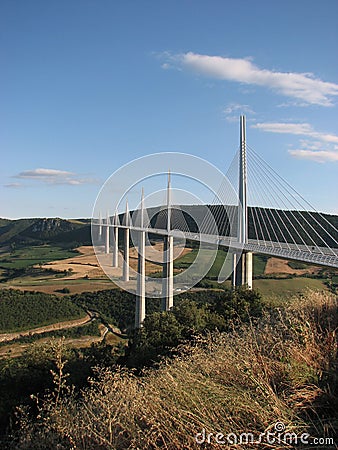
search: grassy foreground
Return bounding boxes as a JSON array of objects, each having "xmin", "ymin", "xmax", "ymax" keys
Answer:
[{"xmin": 10, "ymin": 291, "xmax": 338, "ymax": 449}]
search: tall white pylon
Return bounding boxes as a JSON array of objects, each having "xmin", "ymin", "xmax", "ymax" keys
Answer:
[
  {"xmin": 162, "ymin": 171, "xmax": 174, "ymax": 311},
  {"xmin": 135, "ymin": 188, "xmax": 146, "ymax": 328},
  {"xmin": 122, "ymin": 200, "xmax": 130, "ymax": 282},
  {"xmin": 105, "ymin": 211, "xmax": 110, "ymax": 254},
  {"xmin": 112, "ymin": 209, "xmax": 119, "ymax": 268},
  {"xmin": 233, "ymin": 115, "xmax": 253, "ymax": 289},
  {"xmin": 98, "ymin": 211, "xmax": 102, "ymax": 238}
]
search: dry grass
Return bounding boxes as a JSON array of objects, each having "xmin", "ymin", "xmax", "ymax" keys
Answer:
[
  {"xmin": 264, "ymin": 257, "xmax": 321, "ymax": 275},
  {"xmin": 38, "ymin": 244, "xmax": 192, "ymax": 281},
  {"xmin": 12, "ymin": 291, "xmax": 338, "ymax": 449},
  {"xmin": 6, "ymin": 280, "xmax": 115, "ymax": 296}
]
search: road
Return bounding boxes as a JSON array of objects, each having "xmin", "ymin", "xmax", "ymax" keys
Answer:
[{"xmin": 0, "ymin": 312, "xmax": 94, "ymax": 344}]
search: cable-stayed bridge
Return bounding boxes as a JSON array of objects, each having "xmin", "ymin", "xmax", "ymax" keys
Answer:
[{"xmin": 92, "ymin": 116, "xmax": 338, "ymax": 327}]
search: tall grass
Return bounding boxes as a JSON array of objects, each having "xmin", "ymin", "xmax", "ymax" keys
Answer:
[{"xmin": 11, "ymin": 291, "xmax": 337, "ymax": 449}]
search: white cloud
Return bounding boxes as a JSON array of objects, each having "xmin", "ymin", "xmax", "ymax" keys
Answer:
[
  {"xmin": 4, "ymin": 182, "xmax": 22, "ymax": 188},
  {"xmin": 161, "ymin": 52, "xmax": 338, "ymax": 106},
  {"xmin": 252, "ymin": 122, "xmax": 338, "ymax": 144},
  {"xmin": 12, "ymin": 168, "xmax": 97, "ymax": 185},
  {"xmin": 289, "ymin": 150, "xmax": 338, "ymax": 162},
  {"xmin": 16, "ymin": 168, "xmax": 74, "ymax": 179},
  {"xmin": 252, "ymin": 122, "xmax": 338, "ymax": 162}
]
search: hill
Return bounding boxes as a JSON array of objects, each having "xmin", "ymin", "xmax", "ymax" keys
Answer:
[
  {"xmin": 0, "ymin": 218, "xmax": 91, "ymax": 247},
  {"xmin": 141, "ymin": 205, "xmax": 338, "ymax": 247},
  {"xmin": 1, "ymin": 207, "xmax": 337, "ymax": 249},
  {"xmin": 7, "ymin": 290, "xmax": 337, "ymax": 449}
]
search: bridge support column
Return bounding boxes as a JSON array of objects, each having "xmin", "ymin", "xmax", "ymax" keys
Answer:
[
  {"xmin": 162, "ymin": 234, "xmax": 173, "ymax": 311},
  {"xmin": 232, "ymin": 251, "xmax": 253, "ymax": 289},
  {"xmin": 122, "ymin": 228, "xmax": 130, "ymax": 281},
  {"xmin": 112, "ymin": 227, "xmax": 119, "ymax": 268},
  {"xmin": 99, "ymin": 212, "xmax": 102, "ymax": 239},
  {"xmin": 232, "ymin": 251, "xmax": 238, "ymax": 286},
  {"xmin": 246, "ymin": 252, "xmax": 253, "ymax": 289},
  {"xmin": 235, "ymin": 253, "xmax": 245, "ymax": 286},
  {"xmin": 232, "ymin": 116, "xmax": 253, "ymax": 290},
  {"xmin": 135, "ymin": 231, "xmax": 146, "ymax": 328},
  {"xmin": 105, "ymin": 215, "xmax": 110, "ymax": 254}
]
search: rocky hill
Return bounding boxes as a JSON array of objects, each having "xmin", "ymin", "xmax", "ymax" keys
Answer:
[{"xmin": 0, "ymin": 218, "xmax": 91, "ymax": 247}]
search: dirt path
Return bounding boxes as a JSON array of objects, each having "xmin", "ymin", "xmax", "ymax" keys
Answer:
[
  {"xmin": 0, "ymin": 313, "xmax": 92, "ymax": 343},
  {"xmin": 0, "ymin": 323, "xmax": 109, "ymax": 359}
]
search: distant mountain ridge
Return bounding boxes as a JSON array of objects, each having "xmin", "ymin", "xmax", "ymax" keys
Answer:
[
  {"xmin": 1, "ymin": 207, "xmax": 337, "ymax": 248},
  {"xmin": 0, "ymin": 217, "xmax": 91, "ymax": 247}
]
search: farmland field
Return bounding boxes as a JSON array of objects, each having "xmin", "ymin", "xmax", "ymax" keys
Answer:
[{"xmin": 0, "ymin": 245, "xmax": 78, "ymax": 270}]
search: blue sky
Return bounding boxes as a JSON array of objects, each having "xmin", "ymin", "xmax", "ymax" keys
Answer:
[{"xmin": 1, "ymin": 0, "xmax": 338, "ymax": 218}]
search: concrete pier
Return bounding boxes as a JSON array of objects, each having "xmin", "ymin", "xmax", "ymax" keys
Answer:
[
  {"xmin": 105, "ymin": 212, "xmax": 110, "ymax": 254},
  {"xmin": 232, "ymin": 251, "xmax": 253, "ymax": 289},
  {"xmin": 161, "ymin": 171, "xmax": 174, "ymax": 311},
  {"xmin": 233, "ymin": 116, "xmax": 253, "ymax": 289},
  {"xmin": 112, "ymin": 210, "xmax": 119, "ymax": 268},
  {"xmin": 162, "ymin": 234, "xmax": 174, "ymax": 311},
  {"xmin": 135, "ymin": 190, "xmax": 146, "ymax": 327},
  {"xmin": 246, "ymin": 252, "xmax": 253, "ymax": 289},
  {"xmin": 99, "ymin": 211, "xmax": 102, "ymax": 238},
  {"xmin": 112, "ymin": 228, "xmax": 119, "ymax": 267},
  {"xmin": 122, "ymin": 228, "xmax": 130, "ymax": 281},
  {"xmin": 135, "ymin": 230, "xmax": 146, "ymax": 328},
  {"xmin": 122, "ymin": 201, "xmax": 130, "ymax": 281}
]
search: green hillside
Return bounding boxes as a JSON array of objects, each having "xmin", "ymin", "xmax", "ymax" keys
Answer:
[
  {"xmin": 2, "ymin": 290, "xmax": 336, "ymax": 449},
  {"xmin": 1, "ymin": 208, "xmax": 337, "ymax": 249},
  {"xmin": 140, "ymin": 205, "xmax": 338, "ymax": 248},
  {"xmin": 0, "ymin": 289, "xmax": 85, "ymax": 333},
  {"xmin": 0, "ymin": 218, "xmax": 91, "ymax": 247}
]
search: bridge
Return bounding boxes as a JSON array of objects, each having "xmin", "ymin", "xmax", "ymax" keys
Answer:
[{"xmin": 92, "ymin": 116, "xmax": 338, "ymax": 327}]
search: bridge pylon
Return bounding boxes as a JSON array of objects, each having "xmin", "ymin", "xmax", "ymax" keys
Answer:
[
  {"xmin": 105, "ymin": 211, "xmax": 110, "ymax": 254},
  {"xmin": 98, "ymin": 211, "xmax": 102, "ymax": 238},
  {"xmin": 112, "ymin": 210, "xmax": 119, "ymax": 268},
  {"xmin": 122, "ymin": 200, "xmax": 130, "ymax": 282},
  {"xmin": 135, "ymin": 189, "xmax": 146, "ymax": 328},
  {"xmin": 233, "ymin": 115, "xmax": 253, "ymax": 289},
  {"xmin": 162, "ymin": 171, "xmax": 174, "ymax": 311}
]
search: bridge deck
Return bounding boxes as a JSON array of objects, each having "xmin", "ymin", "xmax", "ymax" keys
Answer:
[{"xmin": 100, "ymin": 223, "xmax": 338, "ymax": 269}]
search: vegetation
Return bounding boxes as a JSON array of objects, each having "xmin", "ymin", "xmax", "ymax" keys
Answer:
[
  {"xmin": 0, "ymin": 218, "xmax": 90, "ymax": 246},
  {"xmin": 173, "ymin": 247, "xmax": 226, "ymax": 279},
  {"xmin": 288, "ymin": 260, "xmax": 309, "ymax": 270},
  {"xmin": 5, "ymin": 290, "xmax": 337, "ymax": 449},
  {"xmin": 71, "ymin": 289, "xmax": 160, "ymax": 331},
  {"xmin": 0, "ymin": 245, "xmax": 79, "ymax": 283},
  {"xmin": 0, "ymin": 214, "xmax": 337, "ymax": 447},
  {"xmin": 253, "ymin": 254, "xmax": 269, "ymax": 275},
  {"xmin": 0, "ymin": 338, "xmax": 124, "ymax": 439},
  {"xmin": 174, "ymin": 248, "xmax": 268, "ymax": 280},
  {"xmin": 254, "ymin": 277, "xmax": 328, "ymax": 304},
  {"xmin": 0, "ymin": 321, "xmax": 101, "ymax": 348},
  {"xmin": 125, "ymin": 288, "xmax": 262, "ymax": 367},
  {"xmin": 0, "ymin": 289, "xmax": 85, "ymax": 333},
  {"xmin": 0, "ymin": 245, "xmax": 78, "ymax": 271}
]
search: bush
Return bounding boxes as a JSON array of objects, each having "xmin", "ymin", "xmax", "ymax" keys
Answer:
[
  {"xmin": 9, "ymin": 291, "xmax": 337, "ymax": 449},
  {"xmin": 0, "ymin": 289, "xmax": 84, "ymax": 333},
  {"xmin": 125, "ymin": 289, "xmax": 262, "ymax": 367},
  {"xmin": 55, "ymin": 287, "xmax": 70, "ymax": 294}
]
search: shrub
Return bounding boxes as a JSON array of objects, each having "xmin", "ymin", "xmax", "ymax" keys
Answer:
[{"xmin": 9, "ymin": 291, "xmax": 337, "ymax": 449}]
